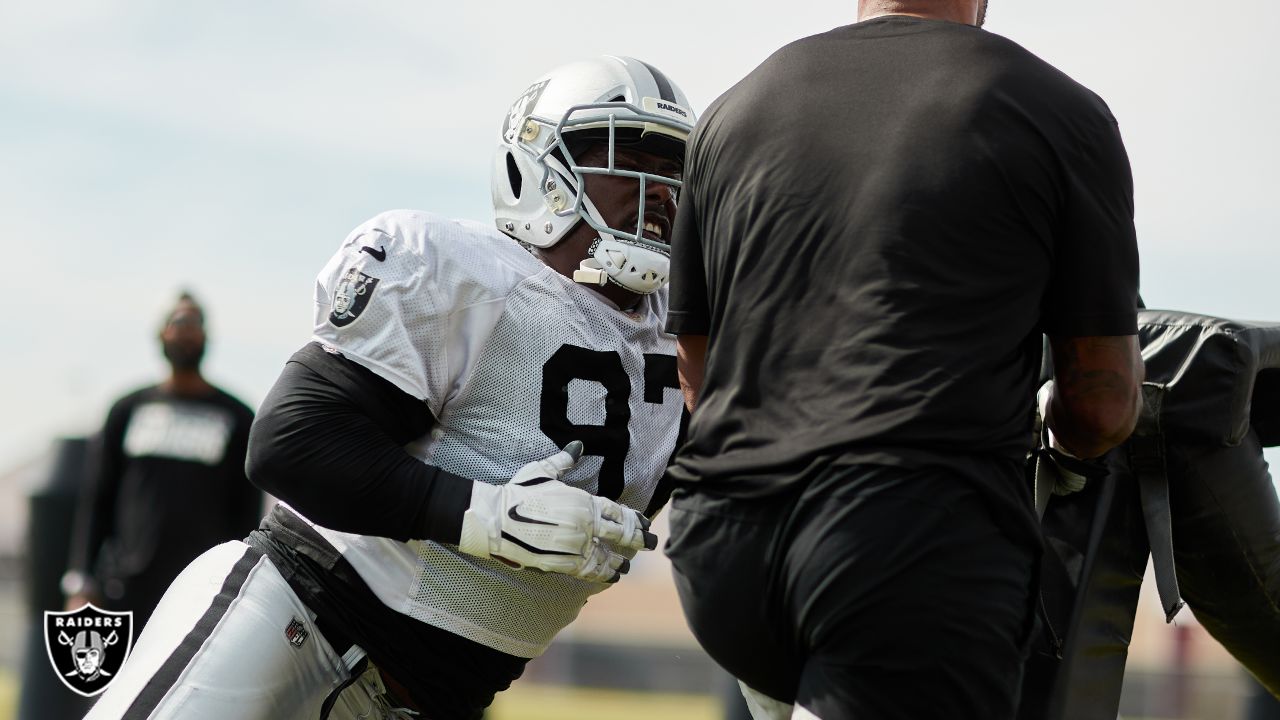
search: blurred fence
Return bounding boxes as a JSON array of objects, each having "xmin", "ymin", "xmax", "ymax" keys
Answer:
[
  {"xmin": 1120, "ymin": 669, "xmax": 1251, "ymax": 719},
  {"xmin": 0, "ymin": 558, "xmax": 23, "ymax": 673}
]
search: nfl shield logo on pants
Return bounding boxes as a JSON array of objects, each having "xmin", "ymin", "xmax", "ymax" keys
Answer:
[{"xmin": 44, "ymin": 603, "xmax": 134, "ymax": 697}]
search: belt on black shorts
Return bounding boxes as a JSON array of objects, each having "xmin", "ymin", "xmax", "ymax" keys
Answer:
[{"xmin": 246, "ymin": 504, "xmax": 358, "ymax": 657}]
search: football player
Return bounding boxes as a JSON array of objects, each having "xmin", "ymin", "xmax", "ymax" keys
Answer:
[{"xmin": 85, "ymin": 55, "xmax": 694, "ymax": 720}]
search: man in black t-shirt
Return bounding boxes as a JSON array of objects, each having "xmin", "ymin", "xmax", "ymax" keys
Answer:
[
  {"xmin": 64, "ymin": 292, "xmax": 260, "ymax": 629},
  {"xmin": 664, "ymin": 2, "xmax": 1144, "ymax": 718}
]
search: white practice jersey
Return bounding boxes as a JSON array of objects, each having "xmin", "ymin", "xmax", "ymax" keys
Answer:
[{"xmin": 304, "ymin": 209, "xmax": 683, "ymax": 658}]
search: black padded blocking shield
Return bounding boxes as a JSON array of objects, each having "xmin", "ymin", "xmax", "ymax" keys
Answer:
[{"xmin": 1018, "ymin": 311, "xmax": 1280, "ymax": 720}]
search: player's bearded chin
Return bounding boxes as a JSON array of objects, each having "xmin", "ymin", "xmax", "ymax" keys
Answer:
[
  {"xmin": 164, "ymin": 340, "xmax": 205, "ymax": 370},
  {"xmin": 977, "ymin": 0, "xmax": 988, "ymax": 26}
]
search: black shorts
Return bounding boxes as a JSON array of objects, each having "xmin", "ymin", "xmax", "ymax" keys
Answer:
[{"xmin": 666, "ymin": 464, "xmax": 1039, "ymax": 720}]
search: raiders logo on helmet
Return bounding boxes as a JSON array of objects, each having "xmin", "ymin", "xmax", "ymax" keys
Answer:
[{"xmin": 501, "ymin": 80, "xmax": 550, "ymax": 145}]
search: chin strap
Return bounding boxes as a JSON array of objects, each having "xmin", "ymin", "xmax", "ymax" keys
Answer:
[
  {"xmin": 570, "ymin": 195, "xmax": 614, "ymax": 287},
  {"xmin": 561, "ymin": 181, "xmax": 669, "ymax": 295},
  {"xmin": 573, "ymin": 258, "xmax": 610, "ymax": 286}
]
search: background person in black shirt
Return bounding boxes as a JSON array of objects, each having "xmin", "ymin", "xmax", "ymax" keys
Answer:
[
  {"xmin": 664, "ymin": 1, "xmax": 1144, "ymax": 718},
  {"xmin": 63, "ymin": 291, "xmax": 260, "ymax": 629}
]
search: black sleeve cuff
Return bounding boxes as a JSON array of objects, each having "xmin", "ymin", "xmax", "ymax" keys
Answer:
[
  {"xmin": 1044, "ymin": 310, "xmax": 1138, "ymax": 338},
  {"xmin": 411, "ymin": 467, "xmax": 471, "ymax": 544},
  {"xmin": 665, "ymin": 310, "xmax": 710, "ymax": 336}
]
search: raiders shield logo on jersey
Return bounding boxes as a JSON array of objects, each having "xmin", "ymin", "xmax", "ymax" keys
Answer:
[
  {"xmin": 44, "ymin": 604, "xmax": 134, "ymax": 697},
  {"xmin": 330, "ymin": 266, "xmax": 380, "ymax": 328}
]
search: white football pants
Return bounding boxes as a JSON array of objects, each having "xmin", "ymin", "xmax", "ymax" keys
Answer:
[
  {"xmin": 739, "ymin": 681, "xmax": 822, "ymax": 720},
  {"xmin": 84, "ymin": 541, "xmax": 412, "ymax": 720}
]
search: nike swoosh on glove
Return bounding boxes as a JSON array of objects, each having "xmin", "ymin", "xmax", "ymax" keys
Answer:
[{"xmin": 456, "ymin": 441, "xmax": 658, "ymax": 583}]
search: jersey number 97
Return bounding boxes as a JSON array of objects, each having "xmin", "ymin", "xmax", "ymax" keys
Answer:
[{"xmin": 540, "ymin": 345, "xmax": 678, "ymax": 501}]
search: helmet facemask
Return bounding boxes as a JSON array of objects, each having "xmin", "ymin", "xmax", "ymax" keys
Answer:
[
  {"xmin": 537, "ymin": 103, "xmax": 687, "ymax": 294},
  {"xmin": 491, "ymin": 57, "xmax": 695, "ymax": 296}
]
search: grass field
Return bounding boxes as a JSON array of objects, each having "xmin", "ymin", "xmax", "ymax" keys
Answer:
[
  {"xmin": 0, "ymin": 671, "xmax": 14, "ymax": 720},
  {"xmin": 0, "ymin": 669, "xmax": 718, "ymax": 720},
  {"xmin": 489, "ymin": 684, "xmax": 718, "ymax": 720},
  {"xmin": 0, "ymin": 670, "xmax": 1188, "ymax": 720}
]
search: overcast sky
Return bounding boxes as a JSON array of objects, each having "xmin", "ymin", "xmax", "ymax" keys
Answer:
[{"xmin": 2, "ymin": 1, "xmax": 1278, "ymax": 479}]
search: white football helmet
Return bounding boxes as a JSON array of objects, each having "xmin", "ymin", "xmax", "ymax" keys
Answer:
[{"xmin": 492, "ymin": 56, "xmax": 696, "ymax": 294}]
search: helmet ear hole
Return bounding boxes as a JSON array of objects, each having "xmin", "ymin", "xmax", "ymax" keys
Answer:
[{"xmin": 505, "ymin": 152, "xmax": 522, "ymax": 199}]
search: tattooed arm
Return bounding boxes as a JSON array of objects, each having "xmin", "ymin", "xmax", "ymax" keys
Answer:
[{"xmin": 1045, "ymin": 334, "xmax": 1144, "ymax": 459}]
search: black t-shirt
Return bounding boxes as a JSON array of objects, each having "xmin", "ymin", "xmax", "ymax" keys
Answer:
[
  {"xmin": 666, "ymin": 17, "xmax": 1139, "ymax": 507},
  {"xmin": 71, "ymin": 385, "xmax": 260, "ymax": 618}
]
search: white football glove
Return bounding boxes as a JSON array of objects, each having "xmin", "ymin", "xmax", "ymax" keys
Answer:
[{"xmin": 457, "ymin": 441, "xmax": 657, "ymax": 583}]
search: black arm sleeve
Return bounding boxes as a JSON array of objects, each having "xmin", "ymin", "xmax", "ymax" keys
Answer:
[
  {"xmin": 246, "ymin": 343, "xmax": 472, "ymax": 544},
  {"xmin": 644, "ymin": 406, "xmax": 689, "ymax": 518},
  {"xmin": 224, "ymin": 402, "xmax": 265, "ymax": 538}
]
